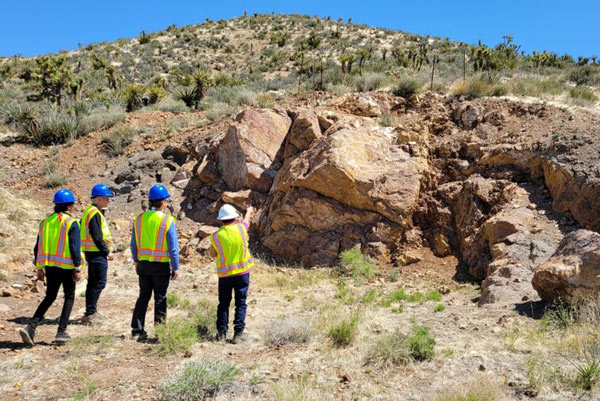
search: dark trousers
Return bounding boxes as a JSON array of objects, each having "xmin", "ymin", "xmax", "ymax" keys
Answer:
[
  {"xmin": 131, "ymin": 261, "xmax": 171, "ymax": 333},
  {"xmin": 216, "ymin": 273, "xmax": 250, "ymax": 334},
  {"xmin": 33, "ymin": 266, "xmax": 76, "ymax": 333},
  {"xmin": 84, "ymin": 253, "xmax": 108, "ymax": 316}
]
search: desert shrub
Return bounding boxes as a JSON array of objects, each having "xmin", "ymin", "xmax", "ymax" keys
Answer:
[
  {"xmin": 77, "ymin": 107, "xmax": 126, "ymax": 135},
  {"xmin": 123, "ymin": 85, "xmax": 145, "ymax": 112},
  {"xmin": 393, "ymin": 77, "xmax": 422, "ymax": 98},
  {"xmin": 569, "ymin": 66, "xmax": 596, "ymax": 86},
  {"xmin": 155, "ymin": 317, "xmax": 198, "ymax": 355},
  {"xmin": 13, "ymin": 107, "xmax": 78, "ymax": 145},
  {"xmin": 157, "ymin": 97, "xmax": 190, "ymax": 113},
  {"xmin": 367, "ymin": 325, "xmax": 436, "ymax": 366},
  {"xmin": 192, "ymin": 298, "xmax": 218, "ymax": 340},
  {"xmin": 569, "ymin": 87, "xmax": 598, "ymax": 102},
  {"xmin": 510, "ymin": 77, "xmax": 563, "ymax": 97},
  {"xmin": 159, "ymin": 360, "xmax": 237, "ymax": 401},
  {"xmin": 379, "ymin": 112, "xmax": 397, "ymax": 127},
  {"xmin": 525, "ymin": 355, "xmax": 565, "ymax": 392},
  {"xmin": 101, "ymin": 123, "xmax": 140, "ymax": 156},
  {"xmin": 234, "ymin": 88, "xmax": 257, "ymax": 106},
  {"xmin": 327, "ymin": 312, "xmax": 359, "ymax": 347},
  {"xmin": 272, "ymin": 373, "xmax": 335, "ymax": 401},
  {"xmin": 408, "ymin": 325, "xmax": 436, "ymax": 361},
  {"xmin": 354, "ymin": 72, "xmax": 389, "ymax": 92},
  {"xmin": 43, "ymin": 161, "xmax": 66, "ymax": 188},
  {"xmin": 435, "ymin": 376, "xmax": 504, "ymax": 401},
  {"xmin": 167, "ymin": 293, "xmax": 191, "ymax": 309},
  {"xmin": 263, "ymin": 317, "xmax": 313, "ymax": 346},
  {"xmin": 338, "ymin": 246, "xmax": 378, "ymax": 281},
  {"xmin": 453, "ymin": 77, "xmax": 507, "ymax": 98},
  {"xmin": 256, "ymin": 92, "xmax": 276, "ymax": 108},
  {"xmin": 205, "ymin": 102, "xmax": 234, "ymax": 122},
  {"xmin": 147, "ymin": 84, "xmax": 166, "ymax": 105},
  {"xmin": 575, "ymin": 360, "xmax": 600, "ymax": 391}
]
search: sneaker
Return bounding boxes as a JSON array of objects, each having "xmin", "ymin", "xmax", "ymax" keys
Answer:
[
  {"xmin": 132, "ymin": 331, "xmax": 148, "ymax": 342},
  {"xmin": 19, "ymin": 326, "xmax": 35, "ymax": 347},
  {"xmin": 232, "ymin": 331, "xmax": 248, "ymax": 344},
  {"xmin": 55, "ymin": 332, "xmax": 71, "ymax": 344},
  {"xmin": 215, "ymin": 331, "xmax": 227, "ymax": 342},
  {"xmin": 80, "ymin": 313, "xmax": 97, "ymax": 325}
]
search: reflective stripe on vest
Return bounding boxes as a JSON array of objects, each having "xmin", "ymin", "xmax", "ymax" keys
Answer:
[
  {"xmin": 80, "ymin": 205, "xmax": 114, "ymax": 252},
  {"xmin": 36, "ymin": 213, "xmax": 78, "ymax": 269},
  {"xmin": 134, "ymin": 211, "xmax": 174, "ymax": 263},
  {"xmin": 210, "ymin": 223, "xmax": 253, "ymax": 278}
]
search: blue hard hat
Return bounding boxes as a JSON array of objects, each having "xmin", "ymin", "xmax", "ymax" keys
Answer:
[
  {"xmin": 148, "ymin": 184, "xmax": 171, "ymax": 201},
  {"xmin": 53, "ymin": 189, "xmax": 76, "ymax": 204},
  {"xmin": 91, "ymin": 184, "xmax": 114, "ymax": 198}
]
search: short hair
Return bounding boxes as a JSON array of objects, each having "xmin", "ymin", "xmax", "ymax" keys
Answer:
[
  {"xmin": 54, "ymin": 202, "xmax": 74, "ymax": 214},
  {"xmin": 220, "ymin": 218, "xmax": 235, "ymax": 225},
  {"xmin": 149, "ymin": 199, "xmax": 166, "ymax": 209}
]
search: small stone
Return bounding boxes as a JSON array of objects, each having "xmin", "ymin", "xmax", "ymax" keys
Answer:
[
  {"xmin": 479, "ymin": 364, "xmax": 486, "ymax": 371},
  {"xmin": 438, "ymin": 285, "xmax": 450, "ymax": 295}
]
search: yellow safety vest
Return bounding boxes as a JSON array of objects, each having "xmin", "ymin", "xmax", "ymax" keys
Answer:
[
  {"xmin": 81, "ymin": 205, "xmax": 113, "ymax": 252},
  {"xmin": 35, "ymin": 213, "xmax": 79, "ymax": 269},
  {"xmin": 210, "ymin": 223, "xmax": 253, "ymax": 278},
  {"xmin": 133, "ymin": 210, "xmax": 174, "ymax": 263}
]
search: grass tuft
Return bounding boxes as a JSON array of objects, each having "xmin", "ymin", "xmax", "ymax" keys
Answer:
[
  {"xmin": 159, "ymin": 360, "xmax": 237, "ymax": 401},
  {"xmin": 327, "ymin": 312, "xmax": 359, "ymax": 347},
  {"xmin": 155, "ymin": 318, "xmax": 198, "ymax": 355},
  {"xmin": 338, "ymin": 246, "xmax": 378, "ymax": 282},
  {"xmin": 263, "ymin": 316, "xmax": 313, "ymax": 346}
]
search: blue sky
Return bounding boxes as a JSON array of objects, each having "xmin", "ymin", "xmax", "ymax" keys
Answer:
[{"xmin": 1, "ymin": 1, "xmax": 598, "ymax": 58}]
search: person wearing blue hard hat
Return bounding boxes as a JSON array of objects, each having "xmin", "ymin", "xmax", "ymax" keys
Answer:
[
  {"xmin": 19, "ymin": 189, "xmax": 82, "ymax": 346},
  {"xmin": 130, "ymin": 184, "xmax": 180, "ymax": 341},
  {"xmin": 79, "ymin": 184, "xmax": 115, "ymax": 325}
]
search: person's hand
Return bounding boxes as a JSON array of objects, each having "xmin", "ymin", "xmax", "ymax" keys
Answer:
[
  {"xmin": 36, "ymin": 269, "xmax": 45, "ymax": 282},
  {"xmin": 107, "ymin": 252, "xmax": 115, "ymax": 261},
  {"xmin": 171, "ymin": 270, "xmax": 179, "ymax": 280},
  {"xmin": 74, "ymin": 270, "xmax": 82, "ymax": 282}
]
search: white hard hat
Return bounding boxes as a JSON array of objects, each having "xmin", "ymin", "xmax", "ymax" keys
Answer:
[{"xmin": 217, "ymin": 204, "xmax": 240, "ymax": 220}]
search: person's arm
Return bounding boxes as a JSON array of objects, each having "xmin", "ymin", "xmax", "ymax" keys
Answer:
[
  {"xmin": 89, "ymin": 213, "xmax": 110, "ymax": 256},
  {"xmin": 242, "ymin": 206, "xmax": 255, "ymax": 228},
  {"xmin": 166, "ymin": 223, "xmax": 179, "ymax": 278},
  {"xmin": 68, "ymin": 222, "xmax": 83, "ymax": 282},
  {"xmin": 68, "ymin": 223, "xmax": 82, "ymax": 268},
  {"xmin": 130, "ymin": 226, "xmax": 139, "ymax": 264}
]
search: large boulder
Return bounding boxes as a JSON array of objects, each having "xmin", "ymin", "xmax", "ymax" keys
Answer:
[
  {"xmin": 272, "ymin": 122, "xmax": 430, "ymax": 225},
  {"xmin": 533, "ymin": 229, "xmax": 600, "ymax": 302},
  {"xmin": 261, "ymin": 187, "xmax": 401, "ymax": 266},
  {"xmin": 283, "ymin": 110, "xmax": 322, "ymax": 158},
  {"xmin": 217, "ymin": 108, "xmax": 292, "ymax": 193}
]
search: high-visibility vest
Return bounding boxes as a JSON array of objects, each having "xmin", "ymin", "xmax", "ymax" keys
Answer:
[
  {"xmin": 210, "ymin": 223, "xmax": 253, "ymax": 278},
  {"xmin": 80, "ymin": 205, "xmax": 113, "ymax": 253},
  {"xmin": 133, "ymin": 210, "xmax": 174, "ymax": 263},
  {"xmin": 35, "ymin": 213, "xmax": 79, "ymax": 269}
]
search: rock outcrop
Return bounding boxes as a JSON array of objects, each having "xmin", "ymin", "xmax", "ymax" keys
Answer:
[
  {"xmin": 217, "ymin": 108, "xmax": 292, "ymax": 193},
  {"xmin": 533, "ymin": 230, "xmax": 600, "ymax": 302}
]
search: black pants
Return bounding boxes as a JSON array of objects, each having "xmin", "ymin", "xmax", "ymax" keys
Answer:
[
  {"xmin": 84, "ymin": 253, "xmax": 108, "ymax": 316},
  {"xmin": 131, "ymin": 261, "xmax": 171, "ymax": 334},
  {"xmin": 216, "ymin": 273, "xmax": 250, "ymax": 334},
  {"xmin": 33, "ymin": 266, "xmax": 76, "ymax": 333}
]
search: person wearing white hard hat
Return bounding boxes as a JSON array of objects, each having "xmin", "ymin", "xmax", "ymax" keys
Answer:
[{"xmin": 209, "ymin": 203, "xmax": 255, "ymax": 343}]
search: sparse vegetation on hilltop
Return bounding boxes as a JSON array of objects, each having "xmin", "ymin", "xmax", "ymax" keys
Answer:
[{"xmin": 0, "ymin": 14, "xmax": 598, "ymax": 146}]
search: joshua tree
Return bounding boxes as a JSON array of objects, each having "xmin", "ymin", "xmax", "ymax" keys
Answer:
[
  {"xmin": 29, "ymin": 55, "xmax": 75, "ymax": 106},
  {"xmin": 357, "ymin": 47, "xmax": 373, "ymax": 73}
]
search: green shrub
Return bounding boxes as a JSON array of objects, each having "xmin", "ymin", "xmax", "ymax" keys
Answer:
[
  {"xmin": 14, "ymin": 108, "xmax": 78, "ymax": 145},
  {"xmin": 155, "ymin": 317, "xmax": 198, "ymax": 355},
  {"xmin": 101, "ymin": 123, "xmax": 140, "ymax": 156},
  {"xmin": 43, "ymin": 161, "xmax": 66, "ymax": 188},
  {"xmin": 263, "ymin": 317, "xmax": 313, "ymax": 346},
  {"xmin": 524, "ymin": 355, "xmax": 565, "ymax": 392},
  {"xmin": 167, "ymin": 293, "xmax": 191, "ymax": 309},
  {"xmin": 408, "ymin": 325, "xmax": 436, "ymax": 361},
  {"xmin": 159, "ymin": 360, "xmax": 238, "ymax": 401},
  {"xmin": 157, "ymin": 97, "xmax": 190, "ymax": 113},
  {"xmin": 393, "ymin": 77, "xmax": 422, "ymax": 98},
  {"xmin": 192, "ymin": 298, "xmax": 218, "ymax": 340},
  {"xmin": 575, "ymin": 360, "xmax": 600, "ymax": 391},
  {"xmin": 435, "ymin": 303, "xmax": 445, "ymax": 312},
  {"xmin": 366, "ymin": 330, "xmax": 412, "ymax": 367},
  {"xmin": 367, "ymin": 325, "xmax": 436, "ymax": 366},
  {"xmin": 338, "ymin": 246, "xmax": 378, "ymax": 281},
  {"xmin": 123, "ymin": 85, "xmax": 145, "ymax": 112},
  {"xmin": 327, "ymin": 312, "xmax": 359, "ymax": 347},
  {"xmin": 77, "ymin": 107, "xmax": 126, "ymax": 135},
  {"xmin": 510, "ymin": 78, "xmax": 563, "ymax": 97},
  {"xmin": 453, "ymin": 77, "xmax": 507, "ymax": 98},
  {"xmin": 569, "ymin": 87, "xmax": 598, "ymax": 102},
  {"xmin": 205, "ymin": 102, "xmax": 234, "ymax": 122},
  {"xmin": 354, "ymin": 72, "xmax": 389, "ymax": 92}
]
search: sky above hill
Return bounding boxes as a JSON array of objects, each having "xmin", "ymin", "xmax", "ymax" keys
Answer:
[{"xmin": 1, "ymin": 0, "xmax": 598, "ymax": 58}]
